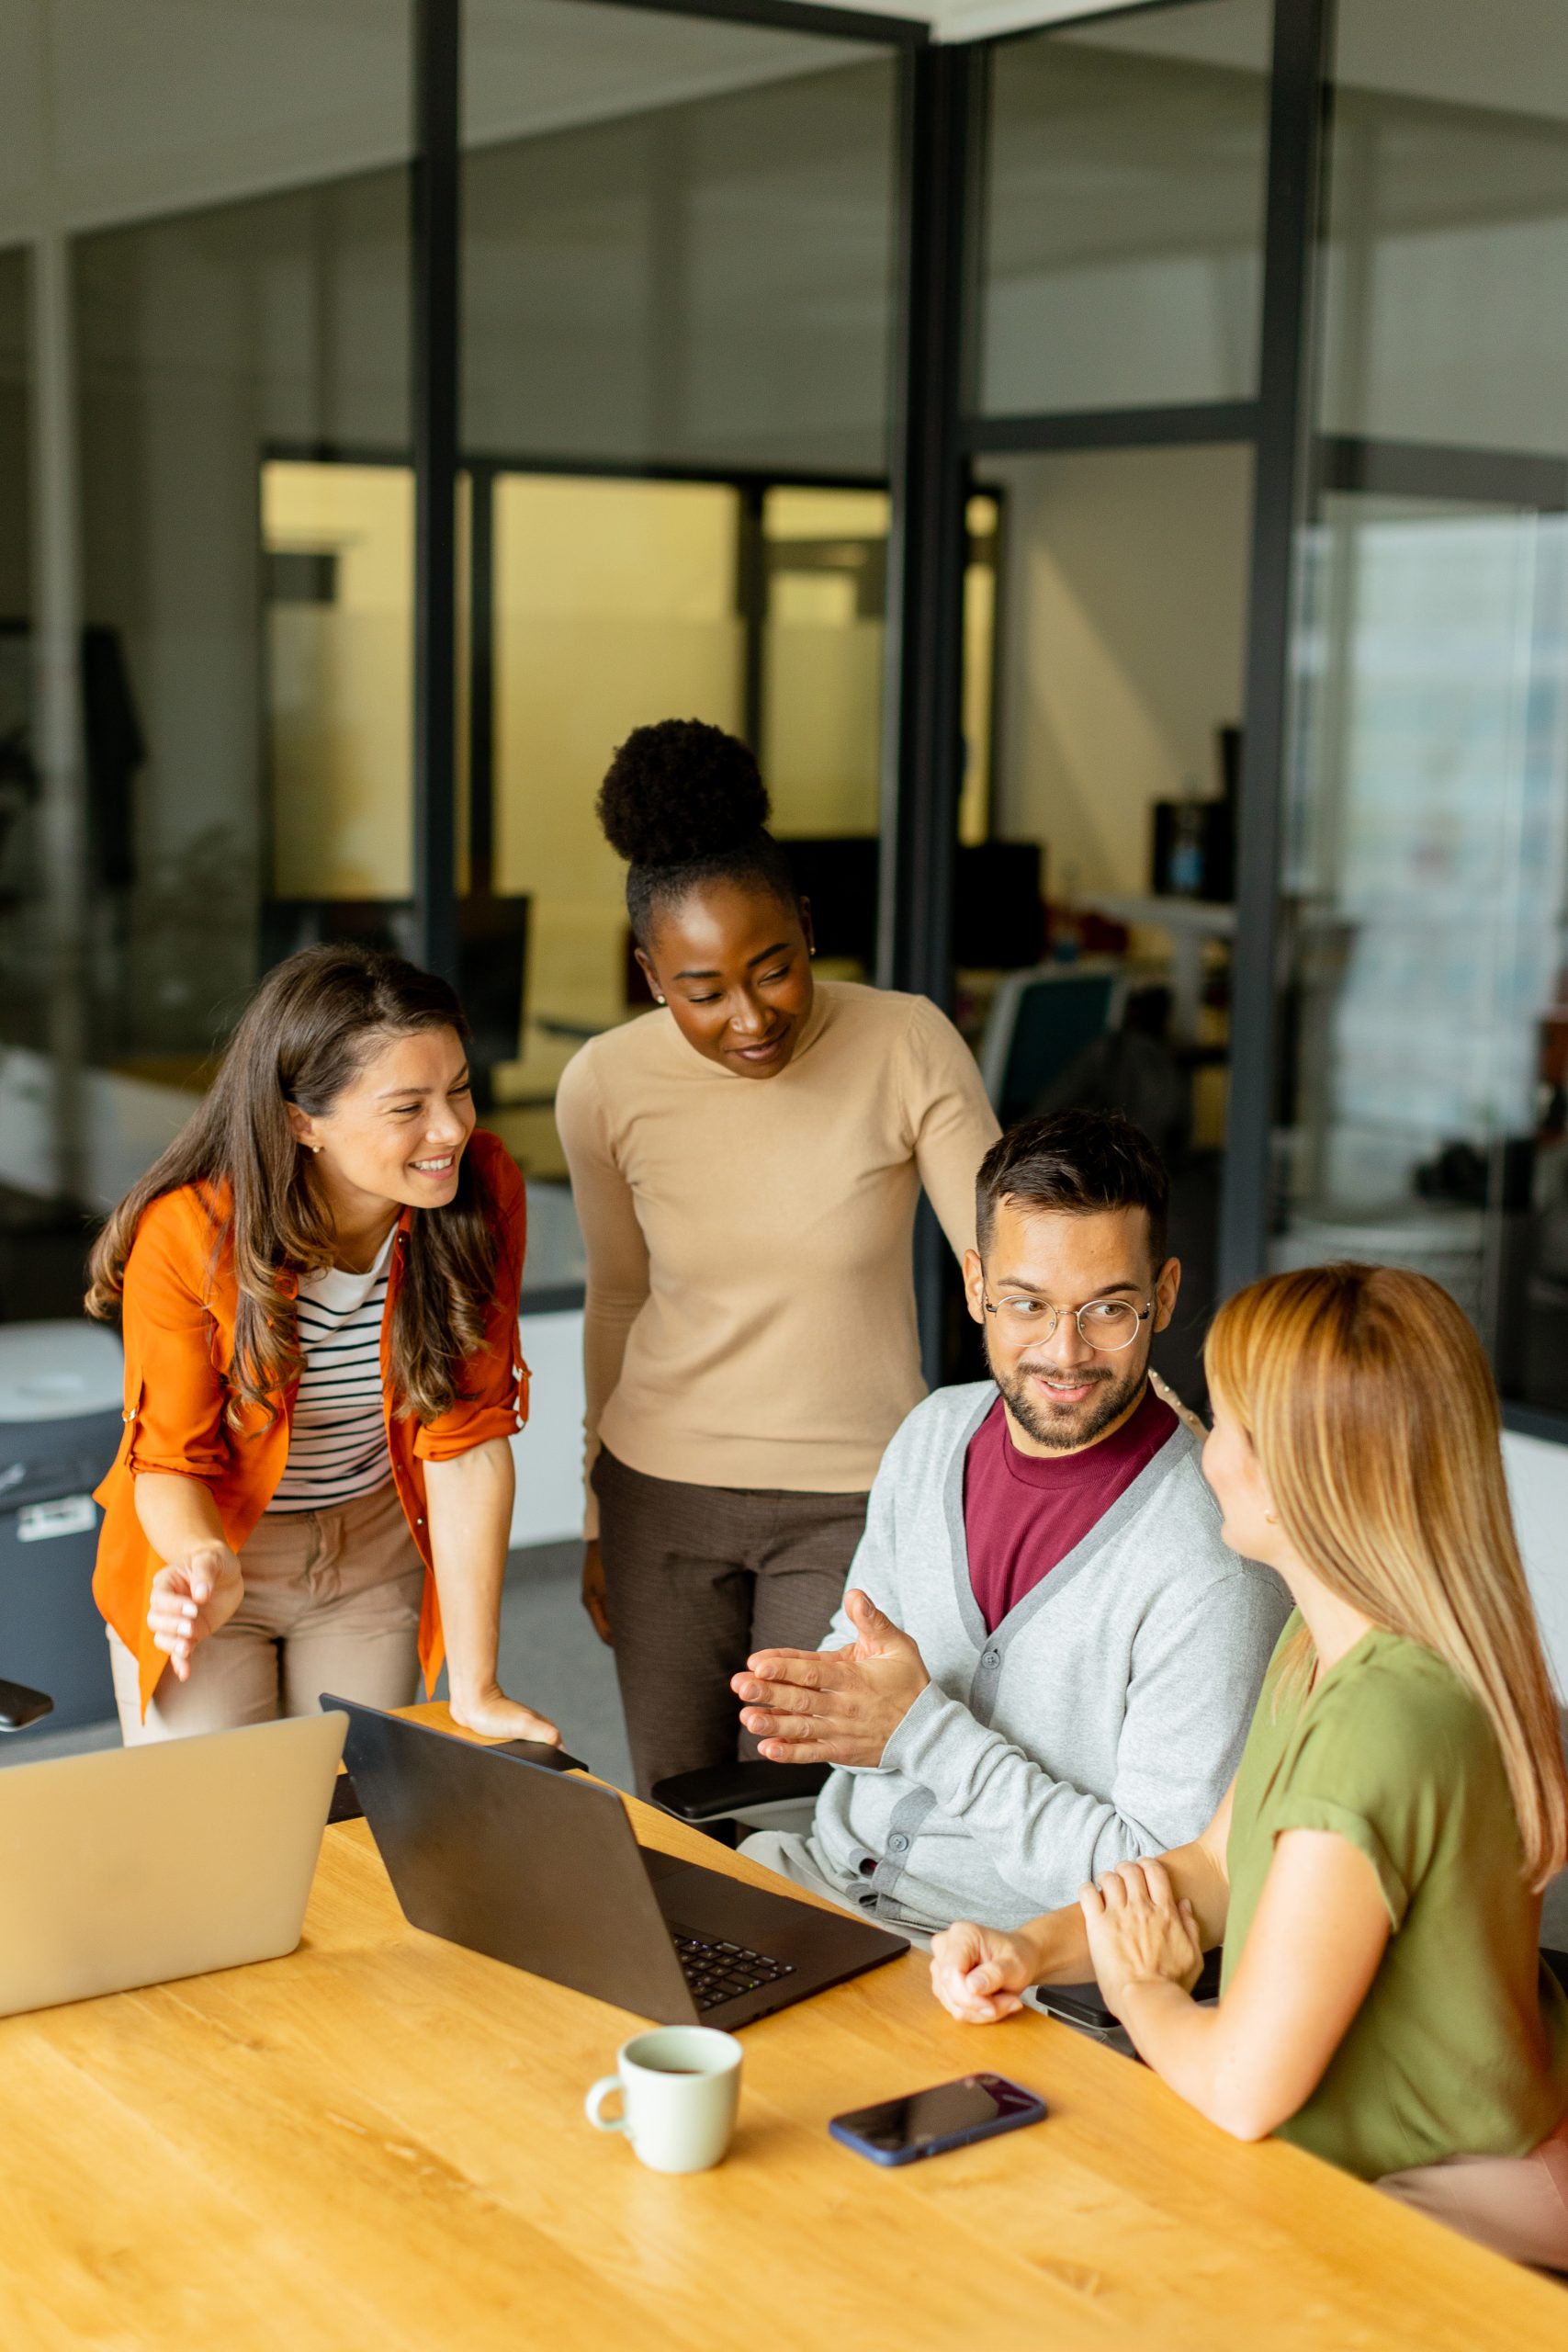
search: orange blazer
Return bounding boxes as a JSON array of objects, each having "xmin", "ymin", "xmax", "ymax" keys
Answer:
[{"xmin": 93, "ymin": 1129, "xmax": 529, "ymax": 1717}]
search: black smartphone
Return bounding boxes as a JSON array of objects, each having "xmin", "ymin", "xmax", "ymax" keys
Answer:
[
  {"xmin": 1032, "ymin": 1948, "xmax": 1224, "ymax": 2035},
  {"xmin": 0, "ymin": 1679, "xmax": 53, "ymax": 1733},
  {"xmin": 829, "ymin": 2074, "xmax": 1046, "ymax": 2166},
  {"xmin": 494, "ymin": 1737, "xmax": 589, "ymax": 1773}
]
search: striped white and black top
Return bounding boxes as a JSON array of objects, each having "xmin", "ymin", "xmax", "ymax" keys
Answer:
[{"xmin": 268, "ymin": 1228, "xmax": 396, "ymax": 1514}]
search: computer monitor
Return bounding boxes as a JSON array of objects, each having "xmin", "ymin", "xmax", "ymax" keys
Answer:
[
  {"xmin": 777, "ymin": 836, "xmax": 880, "ymax": 967},
  {"xmin": 953, "ymin": 841, "xmax": 1045, "ymax": 970}
]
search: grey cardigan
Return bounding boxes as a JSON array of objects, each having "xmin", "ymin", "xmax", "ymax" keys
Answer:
[{"xmin": 809, "ymin": 1383, "xmax": 1289, "ymax": 1935}]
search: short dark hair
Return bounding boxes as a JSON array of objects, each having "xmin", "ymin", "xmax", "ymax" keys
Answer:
[
  {"xmin": 596, "ymin": 718, "xmax": 798, "ymax": 946},
  {"xmin": 976, "ymin": 1109, "xmax": 1170, "ymax": 1265}
]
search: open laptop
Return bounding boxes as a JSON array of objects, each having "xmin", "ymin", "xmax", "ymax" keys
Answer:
[
  {"xmin": 0, "ymin": 1711, "xmax": 347, "ymax": 2016},
  {"xmin": 330, "ymin": 1697, "xmax": 908, "ymax": 2027}
]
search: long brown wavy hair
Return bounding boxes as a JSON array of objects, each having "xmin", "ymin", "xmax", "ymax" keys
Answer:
[
  {"xmin": 1207, "ymin": 1262, "xmax": 1568, "ymax": 1888},
  {"xmin": 86, "ymin": 945, "xmax": 500, "ymax": 1426}
]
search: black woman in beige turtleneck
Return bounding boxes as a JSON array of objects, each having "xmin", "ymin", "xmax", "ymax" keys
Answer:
[{"xmin": 556, "ymin": 719, "xmax": 998, "ymax": 1797}]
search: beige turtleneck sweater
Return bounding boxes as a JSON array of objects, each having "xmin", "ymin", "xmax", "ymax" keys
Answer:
[{"xmin": 555, "ymin": 981, "xmax": 999, "ymax": 1535}]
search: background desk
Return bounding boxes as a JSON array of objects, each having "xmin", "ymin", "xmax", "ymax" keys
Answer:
[
  {"xmin": 1, "ymin": 1703, "xmax": 1561, "ymax": 2350},
  {"xmin": 1085, "ymin": 892, "xmax": 1236, "ymax": 1042}
]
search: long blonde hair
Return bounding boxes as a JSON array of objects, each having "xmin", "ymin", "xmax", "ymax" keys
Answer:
[{"xmin": 1206, "ymin": 1263, "xmax": 1568, "ymax": 1889}]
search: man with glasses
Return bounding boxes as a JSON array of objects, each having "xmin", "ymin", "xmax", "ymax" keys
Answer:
[{"xmin": 731, "ymin": 1109, "xmax": 1287, "ymax": 1938}]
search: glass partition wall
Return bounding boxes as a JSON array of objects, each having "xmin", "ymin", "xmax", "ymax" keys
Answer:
[
  {"xmin": 4, "ymin": 0, "xmax": 1567, "ymax": 1464},
  {"xmin": 960, "ymin": 0, "xmax": 1568, "ymax": 1441},
  {"xmin": 0, "ymin": 0, "xmax": 417, "ymax": 1326},
  {"xmin": 0, "ymin": 0, "xmax": 911, "ymax": 1317},
  {"xmin": 1269, "ymin": 0, "xmax": 1568, "ymax": 1432},
  {"xmin": 0, "ymin": 238, "xmax": 55, "ymax": 1318}
]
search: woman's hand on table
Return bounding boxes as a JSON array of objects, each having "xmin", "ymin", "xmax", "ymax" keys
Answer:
[
  {"xmin": 581, "ymin": 1539, "xmax": 612, "ymax": 1645},
  {"xmin": 929, "ymin": 1919, "xmax": 1040, "ymax": 2023},
  {"xmin": 448, "ymin": 1683, "xmax": 562, "ymax": 1746},
  {"xmin": 147, "ymin": 1544, "xmax": 244, "ymax": 1679},
  {"xmin": 1079, "ymin": 1859, "xmax": 1204, "ymax": 2018}
]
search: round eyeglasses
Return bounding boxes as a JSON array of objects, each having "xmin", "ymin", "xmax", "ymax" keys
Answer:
[{"xmin": 981, "ymin": 1290, "xmax": 1153, "ymax": 1351}]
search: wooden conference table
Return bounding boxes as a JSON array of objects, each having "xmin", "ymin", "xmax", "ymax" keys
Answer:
[{"xmin": 0, "ymin": 1705, "xmax": 1561, "ymax": 2351}]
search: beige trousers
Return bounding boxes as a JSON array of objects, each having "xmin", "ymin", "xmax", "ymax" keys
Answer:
[
  {"xmin": 1378, "ymin": 2109, "xmax": 1568, "ymax": 2272},
  {"xmin": 110, "ymin": 1478, "xmax": 424, "ymax": 1744}
]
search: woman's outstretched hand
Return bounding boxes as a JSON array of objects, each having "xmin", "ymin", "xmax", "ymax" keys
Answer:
[
  {"xmin": 448, "ymin": 1685, "xmax": 562, "ymax": 1746},
  {"xmin": 1079, "ymin": 1858, "xmax": 1204, "ymax": 2018},
  {"xmin": 929, "ymin": 1919, "xmax": 1039, "ymax": 2022},
  {"xmin": 147, "ymin": 1544, "xmax": 244, "ymax": 1679}
]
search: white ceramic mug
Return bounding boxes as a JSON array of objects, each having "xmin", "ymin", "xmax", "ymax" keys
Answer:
[{"xmin": 584, "ymin": 2026, "xmax": 743, "ymax": 2174}]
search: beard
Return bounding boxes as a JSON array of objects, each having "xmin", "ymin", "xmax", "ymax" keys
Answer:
[{"xmin": 987, "ymin": 1328, "xmax": 1149, "ymax": 1453}]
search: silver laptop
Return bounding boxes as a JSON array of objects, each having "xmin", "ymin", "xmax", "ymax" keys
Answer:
[{"xmin": 0, "ymin": 1711, "xmax": 347, "ymax": 2016}]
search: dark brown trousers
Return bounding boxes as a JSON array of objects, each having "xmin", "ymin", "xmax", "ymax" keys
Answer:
[{"xmin": 592, "ymin": 1448, "xmax": 868, "ymax": 1799}]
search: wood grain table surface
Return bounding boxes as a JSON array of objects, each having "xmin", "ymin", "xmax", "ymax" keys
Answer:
[{"xmin": 0, "ymin": 1701, "xmax": 1561, "ymax": 2351}]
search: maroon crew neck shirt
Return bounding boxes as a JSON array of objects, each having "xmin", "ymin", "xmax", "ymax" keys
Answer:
[{"xmin": 964, "ymin": 1382, "xmax": 1179, "ymax": 1634}]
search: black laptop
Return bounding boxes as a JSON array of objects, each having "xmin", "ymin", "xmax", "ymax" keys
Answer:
[{"xmin": 328, "ymin": 1698, "xmax": 908, "ymax": 2028}]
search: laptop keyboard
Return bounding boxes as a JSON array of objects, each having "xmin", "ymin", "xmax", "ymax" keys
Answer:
[{"xmin": 671, "ymin": 1932, "xmax": 795, "ymax": 2011}]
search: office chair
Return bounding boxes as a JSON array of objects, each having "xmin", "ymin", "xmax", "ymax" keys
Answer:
[
  {"xmin": 978, "ymin": 961, "xmax": 1127, "ymax": 1126},
  {"xmin": 777, "ymin": 838, "xmax": 880, "ymax": 968},
  {"xmin": 953, "ymin": 841, "xmax": 1046, "ymax": 970},
  {"xmin": 770, "ymin": 839, "xmax": 1045, "ymax": 977},
  {"xmin": 650, "ymin": 1759, "xmax": 829, "ymax": 1845}
]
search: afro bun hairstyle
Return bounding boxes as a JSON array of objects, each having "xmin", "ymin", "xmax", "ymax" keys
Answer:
[
  {"xmin": 596, "ymin": 719, "xmax": 772, "ymax": 868},
  {"xmin": 596, "ymin": 718, "xmax": 798, "ymax": 946}
]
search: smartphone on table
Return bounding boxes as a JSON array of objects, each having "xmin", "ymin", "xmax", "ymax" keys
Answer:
[
  {"xmin": 1029, "ymin": 1948, "xmax": 1224, "ymax": 2042},
  {"xmin": 829, "ymin": 2074, "xmax": 1046, "ymax": 2166}
]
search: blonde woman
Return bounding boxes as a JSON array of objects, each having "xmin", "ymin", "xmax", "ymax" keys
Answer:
[{"xmin": 930, "ymin": 1263, "xmax": 1568, "ymax": 2268}]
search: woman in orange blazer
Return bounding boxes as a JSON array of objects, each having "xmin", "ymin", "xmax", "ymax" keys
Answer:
[{"xmin": 88, "ymin": 943, "xmax": 558, "ymax": 1747}]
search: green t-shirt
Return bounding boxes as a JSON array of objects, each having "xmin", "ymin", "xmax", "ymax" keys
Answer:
[{"xmin": 1222, "ymin": 1614, "xmax": 1568, "ymax": 2181}]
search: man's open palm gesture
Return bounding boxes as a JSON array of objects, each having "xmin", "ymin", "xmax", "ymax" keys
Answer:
[{"xmin": 731, "ymin": 1589, "xmax": 931, "ymax": 1769}]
